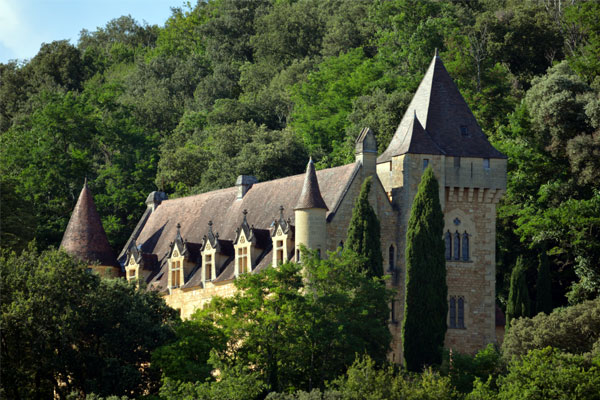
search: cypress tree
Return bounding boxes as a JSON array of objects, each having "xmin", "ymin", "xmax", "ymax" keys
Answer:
[
  {"xmin": 402, "ymin": 166, "xmax": 447, "ymax": 371},
  {"xmin": 346, "ymin": 176, "xmax": 383, "ymax": 278},
  {"xmin": 506, "ymin": 256, "xmax": 531, "ymax": 329},
  {"xmin": 536, "ymin": 248, "xmax": 552, "ymax": 315}
]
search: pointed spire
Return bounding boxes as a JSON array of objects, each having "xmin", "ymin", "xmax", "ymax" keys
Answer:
[
  {"xmin": 294, "ymin": 158, "xmax": 328, "ymax": 211},
  {"xmin": 378, "ymin": 53, "xmax": 506, "ymax": 162},
  {"xmin": 60, "ymin": 181, "xmax": 118, "ymax": 267}
]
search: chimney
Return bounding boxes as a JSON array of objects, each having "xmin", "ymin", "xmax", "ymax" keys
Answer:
[
  {"xmin": 145, "ymin": 191, "xmax": 168, "ymax": 212},
  {"xmin": 355, "ymin": 127, "xmax": 378, "ymax": 176},
  {"xmin": 236, "ymin": 175, "xmax": 258, "ymax": 199}
]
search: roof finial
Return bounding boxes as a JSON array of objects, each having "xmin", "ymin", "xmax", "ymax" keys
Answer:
[
  {"xmin": 84, "ymin": 176, "xmax": 88, "ymax": 187},
  {"xmin": 208, "ymin": 220, "xmax": 213, "ymax": 234}
]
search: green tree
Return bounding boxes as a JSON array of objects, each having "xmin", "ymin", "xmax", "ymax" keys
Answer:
[
  {"xmin": 535, "ymin": 248, "xmax": 552, "ymax": 315},
  {"xmin": 0, "ymin": 246, "xmax": 178, "ymax": 399},
  {"xmin": 193, "ymin": 250, "xmax": 391, "ymax": 393},
  {"xmin": 402, "ymin": 166, "xmax": 447, "ymax": 371},
  {"xmin": 346, "ymin": 176, "xmax": 383, "ymax": 278},
  {"xmin": 502, "ymin": 298, "xmax": 600, "ymax": 360},
  {"xmin": 496, "ymin": 347, "xmax": 600, "ymax": 400},
  {"xmin": 505, "ymin": 257, "xmax": 531, "ymax": 329}
]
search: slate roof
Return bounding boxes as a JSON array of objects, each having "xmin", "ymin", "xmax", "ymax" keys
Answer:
[
  {"xmin": 130, "ymin": 162, "xmax": 359, "ymax": 291},
  {"xmin": 378, "ymin": 53, "xmax": 506, "ymax": 162},
  {"xmin": 60, "ymin": 182, "xmax": 119, "ymax": 268},
  {"xmin": 294, "ymin": 158, "xmax": 329, "ymax": 210}
]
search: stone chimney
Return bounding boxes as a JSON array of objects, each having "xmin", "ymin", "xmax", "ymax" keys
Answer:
[
  {"xmin": 236, "ymin": 175, "xmax": 258, "ymax": 199},
  {"xmin": 355, "ymin": 127, "xmax": 377, "ymax": 176},
  {"xmin": 145, "ymin": 191, "xmax": 168, "ymax": 212}
]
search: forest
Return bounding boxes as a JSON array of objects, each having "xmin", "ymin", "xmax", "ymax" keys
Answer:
[{"xmin": 1, "ymin": 0, "xmax": 599, "ymax": 398}]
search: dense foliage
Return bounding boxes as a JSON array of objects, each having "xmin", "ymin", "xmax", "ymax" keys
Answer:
[
  {"xmin": 0, "ymin": 246, "xmax": 178, "ymax": 399},
  {"xmin": 156, "ymin": 249, "xmax": 392, "ymax": 396},
  {"xmin": 345, "ymin": 176, "xmax": 383, "ymax": 278},
  {"xmin": 403, "ymin": 166, "xmax": 447, "ymax": 371},
  {"xmin": 505, "ymin": 257, "xmax": 530, "ymax": 329}
]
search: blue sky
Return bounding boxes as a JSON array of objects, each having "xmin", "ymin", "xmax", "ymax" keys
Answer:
[{"xmin": 0, "ymin": 0, "xmax": 183, "ymax": 63}]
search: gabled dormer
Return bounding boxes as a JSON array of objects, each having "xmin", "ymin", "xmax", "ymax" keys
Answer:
[
  {"xmin": 201, "ymin": 221, "xmax": 234, "ymax": 284},
  {"xmin": 167, "ymin": 223, "xmax": 201, "ymax": 291},
  {"xmin": 233, "ymin": 210, "xmax": 271, "ymax": 277},
  {"xmin": 271, "ymin": 206, "xmax": 295, "ymax": 266},
  {"xmin": 125, "ymin": 240, "xmax": 159, "ymax": 284}
]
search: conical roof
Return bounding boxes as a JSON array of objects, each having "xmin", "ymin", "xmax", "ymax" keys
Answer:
[
  {"xmin": 294, "ymin": 158, "xmax": 329, "ymax": 210},
  {"xmin": 378, "ymin": 53, "xmax": 506, "ymax": 162},
  {"xmin": 60, "ymin": 181, "xmax": 118, "ymax": 267}
]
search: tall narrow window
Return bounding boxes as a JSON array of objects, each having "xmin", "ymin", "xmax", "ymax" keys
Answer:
[
  {"xmin": 423, "ymin": 159, "xmax": 429, "ymax": 170},
  {"xmin": 458, "ymin": 297, "xmax": 465, "ymax": 328},
  {"xmin": 445, "ymin": 231, "xmax": 452, "ymax": 260},
  {"xmin": 276, "ymin": 240, "xmax": 284, "ymax": 265},
  {"xmin": 462, "ymin": 232, "xmax": 469, "ymax": 261},
  {"xmin": 391, "ymin": 299, "xmax": 397, "ymax": 323},
  {"xmin": 453, "ymin": 231, "xmax": 460, "ymax": 260},
  {"xmin": 389, "ymin": 245, "xmax": 395, "ymax": 271},
  {"xmin": 449, "ymin": 297, "xmax": 457, "ymax": 328},
  {"xmin": 238, "ymin": 247, "xmax": 249, "ymax": 273},
  {"xmin": 205, "ymin": 254, "xmax": 212, "ymax": 281},
  {"xmin": 128, "ymin": 268, "xmax": 136, "ymax": 281},
  {"xmin": 171, "ymin": 260, "xmax": 181, "ymax": 288},
  {"xmin": 483, "ymin": 158, "xmax": 490, "ymax": 169}
]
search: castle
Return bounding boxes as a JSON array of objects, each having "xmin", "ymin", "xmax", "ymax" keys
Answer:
[{"xmin": 61, "ymin": 53, "xmax": 507, "ymax": 360}]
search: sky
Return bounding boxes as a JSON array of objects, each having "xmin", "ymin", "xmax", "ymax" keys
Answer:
[{"xmin": 0, "ymin": 0, "xmax": 183, "ymax": 64}]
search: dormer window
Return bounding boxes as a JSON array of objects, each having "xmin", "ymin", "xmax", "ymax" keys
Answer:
[
  {"xmin": 237, "ymin": 245, "xmax": 249, "ymax": 273},
  {"xmin": 276, "ymin": 240, "xmax": 284, "ymax": 265},
  {"xmin": 205, "ymin": 254, "xmax": 212, "ymax": 281},
  {"xmin": 127, "ymin": 268, "xmax": 137, "ymax": 281},
  {"xmin": 170, "ymin": 260, "xmax": 181, "ymax": 289},
  {"xmin": 271, "ymin": 206, "xmax": 295, "ymax": 267}
]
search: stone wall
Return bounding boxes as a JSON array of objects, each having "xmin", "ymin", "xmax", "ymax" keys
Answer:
[{"xmin": 165, "ymin": 280, "xmax": 237, "ymax": 319}]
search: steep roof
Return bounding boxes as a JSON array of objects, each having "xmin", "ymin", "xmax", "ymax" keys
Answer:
[
  {"xmin": 378, "ymin": 53, "xmax": 506, "ymax": 162},
  {"xmin": 393, "ymin": 112, "xmax": 445, "ymax": 156},
  {"xmin": 132, "ymin": 162, "xmax": 358, "ymax": 290},
  {"xmin": 60, "ymin": 182, "xmax": 118, "ymax": 267},
  {"xmin": 294, "ymin": 158, "xmax": 329, "ymax": 211}
]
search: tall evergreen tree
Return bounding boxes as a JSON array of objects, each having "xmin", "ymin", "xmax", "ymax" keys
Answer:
[
  {"xmin": 536, "ymin": 248, "xmax": 552, "ymax": 315},
  {"xmin": 346, "ymin": 176, "xmax": 383, "ymax": 278},
  {"xmin": 506, "ymin": 257, "xmax": 531, "ymax": 329},
  {"xmin": 402, "ymin": 166, "xmax": 447, "ymax": 371}
]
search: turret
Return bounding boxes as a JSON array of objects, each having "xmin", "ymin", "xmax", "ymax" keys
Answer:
[
  {"xmin": 60, "ymin": 179, "xmax": 120, "ymax": 277},
  {"xmin": 294, "ymin": 158, "xmax": 328, "ymax": 260}
]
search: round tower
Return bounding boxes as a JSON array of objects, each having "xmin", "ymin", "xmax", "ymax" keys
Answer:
[{"xmin": 294, "ymin": 158, "xmax": 328, "ymax": 260}]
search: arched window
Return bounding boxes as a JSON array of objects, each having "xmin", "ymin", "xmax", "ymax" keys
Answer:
[
  {"xmin": 389, "ymin": 245, "xmax": 395, "ymax": 271},
  {"xmin": 339, "ymin": 240, "xmax": 344, "ymax": 249},
  {"xmin": 449, "ymin": 297, "xmax": 457, "ymax": 328},
  {"xmin": 453, "ymin": 231, "xmax": 460, "ymax": 260},
  {"xmin": 458, "ymin": 297, "xmax": 465, "ymax": 328},
  {"xmin": 462, "ymin": 231, "xmax": 469, "ymax": 261},
  {"xmin": 445, "ymin": 231, "xmax": 452, "ymax": 260}
]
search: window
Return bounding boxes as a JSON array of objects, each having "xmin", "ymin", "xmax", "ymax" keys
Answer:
[
  {"xmin": 453, "ymin": 231, "xmax": 460, "ymax": 261},
  {"xmin": 449, "ymin": 297, "xmax": 456, "ymax": 328},
  {"xmin": 388, "ymin": 245, "xmax": 395, "ymax": 271},
  {"xmin": 171, "ymin": 260, "xmax": 181, "ymax": 288},
  {"xmin": 238, "ymin": 247, "xmax": 249, "ymax": 273},
  {"xmin": 462, "ymin": 232, "xmax": 469, "ymax": 261},
  {"xmin": 128, "ymin": 268, "xmax": 136, "ymax": 281},
  {"xmin": 449, "ymin": 296, "xmax": 465, "ymax": 329},
  {"xmin": 205, "ymin": 254, "xmax": 212, "ymax": 281},
  {"xmin": 454, "ymin": 157, "xmax": 460, "ymax": 168},
  {"xmin": 445, "ymin": 231, "xmax": 452, "ymax": 260},
  {"xmin": 460, "ymin": 125, "xmax": 469, "ymax": 137},
  {"xmin": 483, "ymin": 158, "xmax": 490, "ymax": 169},
  {"xmin": 276, "ymin": 240, "xmax": 284, "ymax": 265},
  {"xmin": 391, "ymin": 299, "xmax": 398, "ymax": 324},
  {"xmin": 296, "ymin": 249, "xmax": 301, "ymax": 262},
  {"xmin": 423, "ymin": 159, "xmax": 429, "ymax": 170},
  {"xmin": 316, "ymin": 249, "xmax": 321, "ymax": 259}
]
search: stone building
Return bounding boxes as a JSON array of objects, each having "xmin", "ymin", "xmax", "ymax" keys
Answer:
[{"xmin": 62, "ymin": 53, "xmax": 507, "ymax": 359}]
